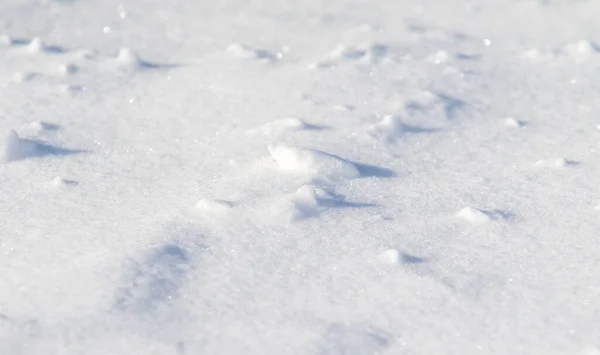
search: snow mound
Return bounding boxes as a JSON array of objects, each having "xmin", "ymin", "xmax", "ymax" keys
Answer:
[
  {"xmin": 504, "ymin": 118, "xmax": 524, "ymax": 129},
  {"xmin": 329, "ymin": 43, "xmax": 388, "ymax": 64},
  {"xmin": 27, "ymin": 37, "xmax": 46, "ymax": 54},
  {"xmin": 456, "ymin": 207, "xmax": 508, "ymax": 226},
  {"xmin": 58, "ymin": 63, "xmax": 78, "ymax": 75},
  {"xmin": 267, "ymin": 144, "xmax": 360, "ymax": 179},
  {"xmin": 427, "ymin": 50, "xmax": 451, "ymax": 64},
  {"xmin": 247, "ymin": 117, "xmax": 310, "ymax": 135},
  {"xmin": 267, "ymin": 185, "xmax": 373, "ymax": 222},
  {"xmin": 563, "ymin": 40, "xmax": 599, "ymax": 59},
  {"xmin": 310, "ymin": 43, "xmax": 389, "ymax": 68},
  {"xmin": 1, "ymin": 130, "xmax": 40, "ymax": 162},
  {"xmin": 51, "ymin": 177, "xmax": 78, "ymax": 187},
  {"xmin": 533, "ymin": 157, "xmax": 571, "ymax": 168},
  {"xmin": 379, "ymin": 249, "xmax": 401, "ymax": 265},
  {"xmin": 288, "ymin": 185, "xmax": 328, "ymax": 221},
  {"xmin": 368, "ymin": 115, "xmax": 406, "ymax": 142},
  {"xmin": 332, "ymin": 104, "xmax": 355, "ymax": 112},
  {"xmin": 0, "ymin": 34, "xmax": 12, "ymax": 46},
  {"xmin": 227, "ymin": 43, "xmax": 275, "ymax": 60},
  {"xmin": 194, "ymin": 198, "xmax": 234, "ymax": 213},
  {"xmin": 116, "ymin": 48, "xmax": 143, "ymax": 69},
  {"xmin": 11, "ymin": 71, "xmax": 37, "ymax": 83}
]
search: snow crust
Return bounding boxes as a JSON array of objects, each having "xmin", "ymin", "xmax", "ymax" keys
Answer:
[{"xmin": 1, "ymin": 0, "xmax": 600, "ymax": 354}]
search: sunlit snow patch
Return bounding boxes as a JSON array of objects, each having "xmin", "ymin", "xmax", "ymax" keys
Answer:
[
  {"xmin": 1, "ymin": 130, "xmax": 40, "ymax": 162},
  {"xmin": 193, "ymin": 199, "xmax": 234, "ymax": 215},
  {"xmin": 287, "ymin": 185, "xmax": 329, "ymax": 221},
  {"xmin": 426, "ymin": 50, "xmax": 451, "ymax": 64},
  {"xmin": 379, "ymin": 249, "xmax": 401, "ymax": 265},
  {"xmin": 51, "ymin": 176, "xmax": 78, "ymax": 187},
  {"xmin": 247, "ymin": 117, "xmax": 310, "ymax": 135},
  {"xmin": 267, "ymin": 144, "xmax": 360, "ymax": 179},
  {"xmin": 288, "ymin": 185, "xmax": 343, "ymax": 221},
  {"xmin": 116, "ymin": 48, "xmax": 144, "ymax": 69},
  {"xmin": 533, "ymin": 157, "xmax": 572, "ymax": 168},
  {"xmin": 227, "ymin": 43, "xmax": 275, "ymax": 61},
  {"xmin": 11, "ymin": 71, "xmax": 37, "ymax": 83},
  {"xmin": 504, "ymin": 118, "xmax": 525, "ymax": 129},
  {"xmin": 332, "ymin": 104, "xmax": 355, "ymax": 112},
  {"xmin": 456, "ymin": 207, "xmax": 508, "ymax": 226},
  {"xmin": 58, "ymin": 63, "xmax": 78, "ymax": 75},
  {"xmin": 562, "ymin": 40, "xmax": 599, "ymax": 60},
  {"xmin": 368, "ymin": 115, "xmax": 406, "ymax": 142},
  {"xmin": 27, "ymin": 37, "xmax": 46, "ymax": 54},
  {"xmin": 329, "ymin": 43, "xmax": 389, "ymax": 64},
  {"xmin": 1, "ymin": 130, "xmax": 82, "ymax": 162},
  {"xmin": 378, "ymin": 249, "xmax": 426, "ymax": 265},
  {"xmin": 0, "ymin": 34, "xmax": 12, "ymax": 46},
  {"xmin": 267, "ymin": 185, "xmax": 373, "ymax": 222}
]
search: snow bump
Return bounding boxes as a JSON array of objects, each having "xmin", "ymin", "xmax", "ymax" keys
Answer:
[
  {"xmin": 27, "ymin": 37, "xmax": 46, "ymax": 54},
  {"xmin": 379, "ymin": 249, "xmax": 401, "ymax": 265},
  {"xmin": 563, "ymin": 40, "xmax": 599, "ymax": 59},
  {"xmin": 194, "ymin": 198, "xmax": 234, "ymax": 214},
  {"xmin": 456, "ymin": 207, "xmax": 509, "ymax": 226},
  {"xmin": 117, "ymin": 48, "xmax": 143, "ymax": 68},
  {"xmin": 504, "ymin": 118, "xmax": 525, "ymax": 129},
  {"xmin": 267, "ymin": 144, "xmax": 360, "ymax": 179},
  {"xmin": 533, "ymin": 157, "xmax": 572, "ymax": 168},
  {"xmin": 227, "ymin": 43, "xmax": 275, "ymax": 61},
  {"xmin": 51, "ymin": 177, "xmax": 78, "ymax": 187},
  {"xmin": 368, "ymin": 115, "xmax": 405, "ymax": 142},
  {"xmin": 247, "ymin": 117, "xmax": 311, "ymax": 135},
  {"xmin": 2, "ymin": 130, "xmax": 40, "ymax": 162}
]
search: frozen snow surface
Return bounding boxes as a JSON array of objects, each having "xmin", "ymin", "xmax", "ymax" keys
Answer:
[{"xmin": 2, "ymin": 0, "xmax": 600, "ymax": 354}]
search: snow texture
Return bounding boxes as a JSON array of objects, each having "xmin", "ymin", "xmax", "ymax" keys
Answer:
[{"xmin": 1, "ymin": 0, "xmax": 600, "ymax": 354}]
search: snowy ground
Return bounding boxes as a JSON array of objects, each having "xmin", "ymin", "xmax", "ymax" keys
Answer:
[{"xmin": 1, "ymin": 0, "xmax": 600, "ymax": 354}]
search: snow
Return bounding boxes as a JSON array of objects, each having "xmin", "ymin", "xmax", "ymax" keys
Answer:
[
  {"xmin": 455, "ymin": 207, "xmax": 509, "ymax": 226},
  {"xmin": 2, "ymin": 130, "xmax": 42, "ymax": 162},
  {"xmin": 267, "ymin": 144, "xmax": 361, "ymax": 180},
  {"xmin": 2, "ymin": 0, "xmax": 600, "ymax": 354}
]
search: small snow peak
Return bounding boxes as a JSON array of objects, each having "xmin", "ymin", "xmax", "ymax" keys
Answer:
[
  {"xmin": 379, "ymin": 249, "xmax": 401, "ymax": 265},
  {"xmin": 194, "ymin": 199, "xmax": 234, "ymax": 213},
  {"xmin": 27, "ymin": 37, "xmax": 46, "ymax": 53},
  {"xmin": 267, "ymin": 144, "xmax": 360, "ymax": 179},
  {"xmin": 563, "ymin": 40, "xmax": 599, "ymax": 60},
  {"xmin": 1, "ymin": 130, "xmax": 38, "ymax": 162},
  {"xmin": 456, "ymin": 207, "xmax": 496, "ymax": 225},
  {"xmin": 0, "ymin": 34, "xmax": 12, "ymax": 46},
  {"xmin": 227, "ymin": 43, "xmax": 274, "ymax": 60},
  {"xmin": 332, "ymin": 104, "xmax": 355, "ymax": 112},
  {"xmin": 227, "ymin": 43, "xmax": 256, "ymax": 58},
  {"xmin": 427, "ymin": 50, "xmax": 450, "ymax": 64},
  {"xmin": 368, "ymin": 115, "xmax": 405, "ymax": 141},
  {"xmin": 12, "ymin": 71, "xmax": 37, "ymax": 83},
  {"xmin": 117, "ymin": 48, "xmax": 141, "ymax": 67},
  {"xmin": 51, "ymin": 177, "xmax": 78, "ymax": 187},
  {"xmin": 533, "ymin": 157, "xmax": 571, "ymax": 168},
  {"xmin": 505, "ymin": 118, "xmax": 524, "ymax": 129},
  {"xmin": 59, "ymin": 63, "xmax": 79, "ymax": 75},
  {"xmin": 247, "ymin": 117, "xmax": 309, "ymax": 135}
]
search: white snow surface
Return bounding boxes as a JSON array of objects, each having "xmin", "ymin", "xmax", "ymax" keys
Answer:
[{"xmin": 1, "ymin": 0, "xmax": 600, "ymax": 354}]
